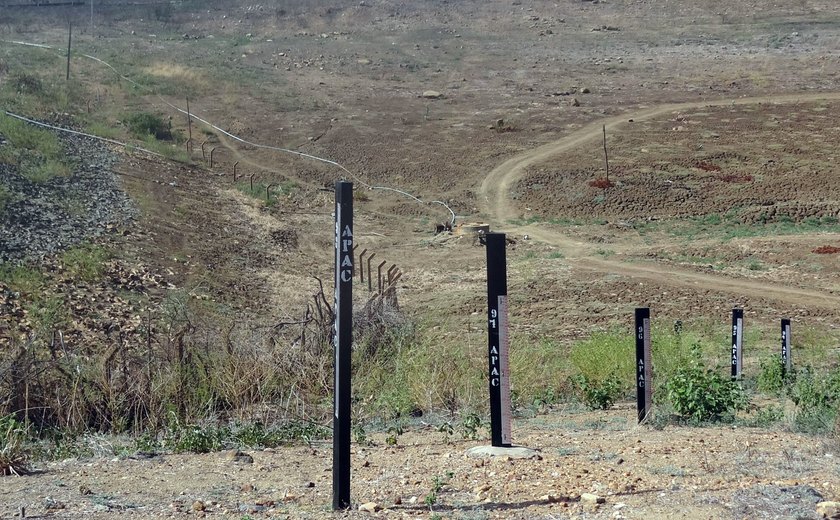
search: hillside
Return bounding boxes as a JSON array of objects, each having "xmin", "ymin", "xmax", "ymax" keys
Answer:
[{"xmin": 1, "ymin": 0, "xmax": 840, "ymax": 518}]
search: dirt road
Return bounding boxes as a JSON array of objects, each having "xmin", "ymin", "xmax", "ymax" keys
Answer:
[{"xmin": 479, "ymin": 92, "xmax": 840, "ymax": 309}]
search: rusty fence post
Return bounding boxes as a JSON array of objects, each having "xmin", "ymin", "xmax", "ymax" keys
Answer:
[
  {"xmin": 210, "ymin": 147, "xmax": 217, "ymax": 168},
  {"xmin": 201, "ymin": 139, "xmax": 208, "ymax": 161},
  {"xmin": 233, "ymin": 161, "xmax": 239, "ymax": 181},
  {"xmin": 358, "ymin": 249, "xmax": 368, "ymax": 283},
  {"xmin": 377, "ymin": 260, "xmax": 387, "ymax": 294},
  {"xmin": 366, "ymin": 253, "xmax": 376, "ymax": 292}
]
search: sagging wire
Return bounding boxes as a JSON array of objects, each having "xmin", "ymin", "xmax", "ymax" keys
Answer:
[
  {"xmin": 3, "ymin": 110, "xmax": 166, "ymax": 159},
  {"xmin": 2, "ymin": 39, "xmax": 458, "ymax": 225}
]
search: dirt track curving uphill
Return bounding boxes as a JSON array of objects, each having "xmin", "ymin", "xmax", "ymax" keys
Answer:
[{"xmin": 479, "ymin": 91, "xmax": 840, "ymax": 310}]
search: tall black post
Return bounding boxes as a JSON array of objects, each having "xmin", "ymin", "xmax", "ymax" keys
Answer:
[
  {"xmin": 332, "ymin": 181, "xmax": 353, "ymax": 510},
  {"xmin": 781, "ymin": 318, "xmax": 792, "ymax": 376},
  {"xmin": 731, "ymin": 308, "xmax": 743, "ymax": 380},
  {"xmin": 66, "ymin": 22, "xmax": 72, "ymax": 81},
  {"xmin": 635, "ymin": 307, "xmax": 652, "ymax": 423},
  {"xmin": 484, "ymin": 232, "xmax": 511, "ymax": 447}
]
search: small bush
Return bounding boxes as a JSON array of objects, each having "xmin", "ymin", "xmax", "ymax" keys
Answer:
[
  {"xmin": 165, "ymin": 422, "xmax": 227, "ymax": 454},
  {"xmin": 788, "ymin": 367, "xmax": 840, "ymax": 434},
  {"xmin": 665, "ymin": 346, "xmax": 748, "ymax": 422},
  {"xmin": 742, "ymin": 405, "xmax": 784, "ymax": 428},
  {"xmin": 124, "ymin": 112, "xmax": 173, "ymax": 141},
  {"xmin": 0, "ymin": 415, "xmax": 30, "ymax": 476},
  {"xmin": 573, "ymin": 373, "xmax": 622, "ymax": 410},
  {"xmin": 10, "ymin": 73, "xmax": 43, "ymax": 95},
  {"xmin": 757, "ymin": 357, "xmax": 789, "ymax": 395}
]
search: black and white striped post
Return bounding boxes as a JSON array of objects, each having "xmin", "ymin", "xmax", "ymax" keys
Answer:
[
  {"xmin": 781, "ymin": 318, "xmax": 792, "ymax": 376},
  {"xmin": 731, "ymin": 308, "xmax": 744, "ymax": 380},
  {"xmin": 484, "ymin": 232, "xmax": 512, "ymax": 447},
  {"xmin": 635, "ymin": 307, "xmax": 652, "ymax": 423},
  {"xmin": 332, "ymin": 181, "xmax": 353, "ymax": 510}
]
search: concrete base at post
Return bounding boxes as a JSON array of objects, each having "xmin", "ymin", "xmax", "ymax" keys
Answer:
[{"xmin": 465, "ymin": 445, "xmax": 540, "ymax": 459}]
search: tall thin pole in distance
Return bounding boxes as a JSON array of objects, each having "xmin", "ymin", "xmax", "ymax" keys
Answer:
[
  {"xmin": 66, "ymin": 22, "xmax": 72, "ymax": 81},
  {"xmin": 332, "ymin": 181, "xmax": 353, "ymax": 510},
  {"xmin": 186, "ymin": 97, "xmax": 193, "ymax": 144}
]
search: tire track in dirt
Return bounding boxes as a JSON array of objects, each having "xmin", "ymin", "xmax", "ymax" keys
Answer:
[{"xmin": 480, "ymin": 92, "xmax": 840, "ymax": 309}]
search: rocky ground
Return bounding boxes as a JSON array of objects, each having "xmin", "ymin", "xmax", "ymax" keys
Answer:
[
  {"xmin": 0, "ymin": 121, "xmax": 135, "ymax": 262},
  {"xmin": 2, "ymin": 406, "xmax": 840, "ymax": 519},
  {"xmin": 2, "ymin": 1, "xmax": 840, "ymax": 518}
]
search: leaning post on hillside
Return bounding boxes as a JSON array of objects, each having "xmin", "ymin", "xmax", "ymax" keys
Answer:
[
  {"xmin": 731, "ymin": 308, "xmax": 744, "ymax": 380},
  {"xmin": 332, "ymin": 181, "xmax": 353, "ymax": 510},
  {"xmin": 781, "ymin": 318, "xmax": 792, "ymax": 377},
  {"xmin": 483, "ymin": 232, "xmax": 512, "ymax": 447},
  {"xmin": 635, "ymin": 307, "xmax": 652, "ymax": 423}
]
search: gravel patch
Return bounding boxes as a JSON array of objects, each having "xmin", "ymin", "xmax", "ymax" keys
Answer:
[{"xmin": 0, "ymin": 128, "xmax": 135, "ymax": 261}]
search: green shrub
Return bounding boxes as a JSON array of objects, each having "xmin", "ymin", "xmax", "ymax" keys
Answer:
[
  {"xmin": 742, "ymin": 405, "xmax": 784, "ymax": 428},
  {"xmin": 665, "ymin": 346, "xmax": 748, "ymax": 422},
  {"xmin": 573, "ymin": 373, "xmax": 622, "ymax": 410},
  {"xmin": 788, "ymin": 367, "xmax": 840, "ymax": 434},
  {"xmin": 124, "ymin": 112, "xmax": 173, "ymax": 141},
  {"xmin": 0, "ymin": 113, "xmax": 62, "ymax": 158},
  {"xmin": 757, "ymin": 356, "xmax": 790, "ymax": 395},
  {"xmin": 166, "ymin": 423, "xmax": 227, "ymax": 453}
]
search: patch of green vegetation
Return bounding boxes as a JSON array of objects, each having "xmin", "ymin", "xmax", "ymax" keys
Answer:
[
  {"xmin": 61, "ymin": 244, "xmax": 111, "ymax": 282},
  {"xmin": 26, "ymin": 295, "xmax": 68, "ymax": 337},
  {"xmin": 85, "ymin": 121, "xmax": 121, "ymax": 141},
  {"xmin": 137, "ymin": 418, "xmax": 330, "ymax": 454},
  {"xmin": 570, "ymin": 331, "xmax": 634, "ymax": 394},
  {"xmin": 573, "ymin": 373, "xmax": 622, "ymax": 410},
  {"xmin": 788, "ymin": 366, "xmax": 840, "ymax": 434},
  {"xmin": 136, "ymin": 134, "xmax": 191, "ymax": 162},
  {"xmin": 123, "ymin": 112, "xmax": 175, "ymax": 141},
  {"xmin": 0, "ymin": 113, "xmax": 72, "ymax": 183},
  {"xmin": 235, "ymin": 180, "xmax": 298, "ymax": 206},
  {"xmin": 0, "ymin": 414, "xmax": 30, "ymax": 476},
  {"xmin": 0, "ymin": 263, "xmax": 46, "ymax": 294},
  {"xmin": 665, "ymin": 344, "xmax": 748, "ymax": 423}
]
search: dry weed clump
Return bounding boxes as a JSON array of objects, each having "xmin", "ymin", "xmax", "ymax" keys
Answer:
[
  {"xmin": 0, "ymin": 280, "xmax": 340, "ymax": 435},
  {"xmin": 812, "ymin": 245, "xmax": 840, "ymax": 254},
  {"xmin": 588, "ymin": 177, "xmax": 614, "ymax": 190}
]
